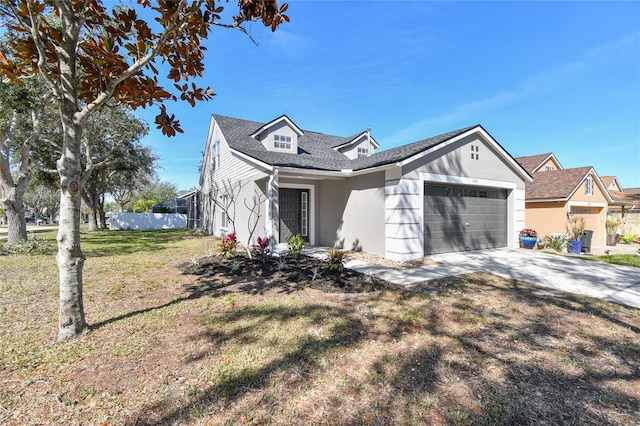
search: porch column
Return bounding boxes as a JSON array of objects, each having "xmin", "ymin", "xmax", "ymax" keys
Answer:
[{"xmin": 266, "ymin": 169, "xmax": 279, "ymax": 251}]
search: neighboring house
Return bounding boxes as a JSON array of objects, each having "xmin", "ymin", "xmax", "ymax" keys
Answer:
[
  {"xmin": 515, "ymin": 153, "xmax": 614, "ymax": 246},
  {"xmin": 199, "ymin": 114, "xmax": 532, "ymax": 261},
  {"xmin": 603, "ymin": 178, "xmax": 640, "ymax": 235}
]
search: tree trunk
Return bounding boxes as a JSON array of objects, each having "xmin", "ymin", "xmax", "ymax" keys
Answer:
[
  {"xmin": 81, "ymin": 188, "xmax": 99, "ymax": 232},
  {"xmin": 5, "ymin": 202, "xmax": 27, "ymax": 244},
  {"xmin": 56, "ymin": 178, "xmax": 87, "ymax": 340},
  {"xmin": 1, "ymin": 182, "xmax": 29, "ymax": 245}
]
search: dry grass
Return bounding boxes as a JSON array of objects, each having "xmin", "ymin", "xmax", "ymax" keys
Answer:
[{"xmin": 1, "ymin": 230, "xmax": 639, "ymax": 425}]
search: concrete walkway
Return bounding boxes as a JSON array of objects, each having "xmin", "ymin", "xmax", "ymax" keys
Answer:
[{"xmin": 304, "ymin": 246, "xmax": 640, "ymax": 310}]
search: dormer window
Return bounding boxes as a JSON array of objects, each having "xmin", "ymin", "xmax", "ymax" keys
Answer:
[
  {"xmin": 357, "ymin": 147, "xmax": 370, "ymax": 158},
  {"xmin": 274, "ymin": 134, "xmax": 292, "ymax": 150},
  {"xmin": 545, "ymin": 165, "xmax": 553, "ymax": 171}
]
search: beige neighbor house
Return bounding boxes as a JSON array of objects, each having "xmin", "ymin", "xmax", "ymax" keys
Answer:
[
  {"xmin": 602, "ymin": 176, "xmax": 640, "ymax": 235},
  {"xmin": 199, "ymin": 114, "xmax": 532, "ymax": 261},
  {"xmin": 515, "ymin": 153, "xmax": 615, "ymax": 248}
]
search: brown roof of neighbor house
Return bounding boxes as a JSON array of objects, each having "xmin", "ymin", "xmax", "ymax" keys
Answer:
[
  {"xmin": 515, "ymin": 153, "xmax": 555, "ymax": 173},
  {"xmin": 609, "ymin": 190, "xmax": 640, "ymax": 206},
  {"xmin": 624, "ymin": 187, "xmax": 640, "ymax": 194},
  {"xmin": 524, "ymin": 166, "xmax": 594, "ymax": 200},
  {"xmin": 601, "ymin": 176, "xmax": 616, "ymax": 188}
]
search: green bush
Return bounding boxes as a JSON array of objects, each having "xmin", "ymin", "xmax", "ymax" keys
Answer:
[
  {"xmin": 286, "ymin": 234, "xmax": 304, "ymax": 259},
  {"xmin": 618, "ymin": 234, "xmax": 638, "ymax": 244}
]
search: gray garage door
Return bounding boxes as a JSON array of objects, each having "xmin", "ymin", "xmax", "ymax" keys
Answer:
[{"xmin": 424, "ymin": 183, "xmax": 507, "ymax": 255}]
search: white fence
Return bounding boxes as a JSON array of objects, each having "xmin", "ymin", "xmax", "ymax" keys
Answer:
[{"xmin": 109, "ymin": 213, "xmax": 187, "ymax": 231}]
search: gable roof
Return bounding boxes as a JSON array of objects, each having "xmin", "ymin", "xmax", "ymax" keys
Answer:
[
  {"xmin": 213, "ymin": 114, "xmax": 484, "ymax": 172},
  {"xmin": 515, "ymin": 153, "xmax": 562, "ymax": 174},
  {"xmin": 249, "ymin": 114, "xmax": 304, "ymax": 138},
  {"xmin": 524, "ymin": 166, "xmax": 612, "ymax": 202}
]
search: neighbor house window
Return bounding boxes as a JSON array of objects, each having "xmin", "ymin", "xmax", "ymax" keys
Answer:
[
  {"xmin": 274, "ymin": 134, "xmax": 292, "ymax": 150},
  {"xmin": 585, "ymin": 177, "xmax": 594, "ymax": 195},
  {"xmin": 357, "ymin": 147, "xmax": 370, "ymax": 158},
  {"xmin": 545, "ymin": 165, "xmax": 554, "ymax": 171}
]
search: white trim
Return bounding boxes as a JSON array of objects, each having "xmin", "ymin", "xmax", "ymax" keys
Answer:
[
  {"xmin": 250, "ymin": 115, "xmax": 304, "ymax": 138},
  {"xmin": 229, "ymin": 148, "xmax": 273, "ymax": 171},
  {"xmin": 333, "ymin": 131, "xmax": 381, "ymax": 150},
  {"xmin": 279, "ymin": 182, "xmax": 316, "ymax": 246},
  {"xmin": 420, "ymin": 172, "xmax": 517, "ymax": 189},
  {"xmin": 531, "ymin": 153, "xmax": 563, "ymax": 172},
  {"xmin": 568, "ymin": 201, "xmax": 607, "ymax": 208}
]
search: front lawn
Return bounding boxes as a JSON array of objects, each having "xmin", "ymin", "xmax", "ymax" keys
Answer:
[
  {"xmin": 1, "ymin": 230, "xmax": 638, "ymax": 425},
  {"xmin": 590, "ymin": 253, "xmax": 640, "ymax": 268}
]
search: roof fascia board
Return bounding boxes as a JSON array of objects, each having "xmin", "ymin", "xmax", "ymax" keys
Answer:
[
  {"xmin": 199, "ymin": 116, "xmax": 219, "ymax": 186},
  {"xmin": 397, "ymin": 127, "xmax": 533, "ymax": 183},
  {"xmin": 229, "ymin": 148, "xmax": 273, "ymax": 172},
  {"xmin": 249, "ymin": 115, "xmax": 304, "ymax": 139},
  {"xmin": 277, "ymin": 162, "xmax": 396, "ymax": 178},
  {"xmin": 333, "ymin": 132, "xmax": 381, "ymax": 151}
]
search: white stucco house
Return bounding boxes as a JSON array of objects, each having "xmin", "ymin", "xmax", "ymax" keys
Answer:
[{"xmin": 199, "ymin": 114, "xmax": 532, "ymax": 261}]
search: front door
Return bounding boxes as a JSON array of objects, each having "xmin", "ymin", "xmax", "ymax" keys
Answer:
[{"xmin": 279, "ymin": 188, "xmax": 309, "ymax": 242}]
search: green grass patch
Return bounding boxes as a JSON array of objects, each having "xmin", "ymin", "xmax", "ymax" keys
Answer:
[{"xmin": 589, "ymin": 254, "xmax": 640, "ymax": 268}]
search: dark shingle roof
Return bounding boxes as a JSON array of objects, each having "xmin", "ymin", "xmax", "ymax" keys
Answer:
[
  {"xmin": 213, "ymin": 114, "xmax": 477, "ymax": 172},
  {"xmin": 525, "ymin": 167, "xmax": 594, "ymax": 200}
]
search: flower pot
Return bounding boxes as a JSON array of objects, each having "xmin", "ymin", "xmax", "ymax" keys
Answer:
[
  {"xmin": 567, "ymin": 240, "xmax": 582, "ymax": 254},
  {"xmin": 519, "ymin": 236, "xmax": 537, "ymax": 249},
  {"xmin": 606, "ymin": 234, "xmax": 618, "ymax": 246}
]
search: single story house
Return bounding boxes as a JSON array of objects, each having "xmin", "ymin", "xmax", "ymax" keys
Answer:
[
  {"xmin": 199, "ymin": 114, "xmax": 532, "ymax": 261},
  {"xmin": 515, "ymin": 153, "xmax": 614, "ymax": 246}
]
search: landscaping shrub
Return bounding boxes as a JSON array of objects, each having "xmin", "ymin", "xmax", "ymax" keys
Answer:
[
  {"xmin": 286, "ymin": 233, "xmax": 304, "ymax": 259},
  {"xmin": 216, "ymin": 232, "xmax": 237, "ymax": 258},
  {"xmin": 327, "ymin": 248, "xmax": 345, "ymax": 273},
  {"xmin": 252, "ymin": 236, "xmax": 271, "ymax": 264},
  {"xmin": 544, "ymin": 234, "xmax": 569, "ymax": 252},
  {"xmin": 618, "ymin": 234, "xmax": 638, "ymax": 244}
]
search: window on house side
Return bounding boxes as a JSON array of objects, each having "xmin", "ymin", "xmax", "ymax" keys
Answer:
[
  {"xmin": 545, "ymin": 165, "xmax": 553, "ymax": 171},
  {"xmin": 221, "ymin": 194, "xmax": 228, "ymax": 228},
  {"xmin": 274, "ymin": 134, "xmax": 292, "ymax": 150},
  {"xmin": 357, "ymin": 147, "xmax": 370, "ymax": 158},
  {"xmin": 585, "ymin": 177, "xmax": 594, "ymax": 195}
]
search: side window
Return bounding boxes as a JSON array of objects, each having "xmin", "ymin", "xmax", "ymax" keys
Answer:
[
  {"xmin": 221, "ymin": 194, "xmax": 228, "ymax": 228},
  {"xmin": 585, "ymin": 177, "xmax": 594, "ymax": 196}
]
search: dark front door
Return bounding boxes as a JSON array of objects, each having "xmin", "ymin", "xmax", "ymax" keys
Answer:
[{"xmin": 279, "ymin": 189, "xmax": 309, "ymax": 242}]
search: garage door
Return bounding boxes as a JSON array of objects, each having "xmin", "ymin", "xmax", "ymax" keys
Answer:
[{"xmin": 424, "ymin": 184, "xmax": 507, "ymax": 255}]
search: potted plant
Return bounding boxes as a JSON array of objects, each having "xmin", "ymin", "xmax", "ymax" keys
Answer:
[
  {"xmin": 567, "ymin": 216, "xmax": 585, "ymax": 254},
  {"xmin": 519, "ymin": 228, "xmax": 538, "ymax": 249},
  {"xmin": 605, "ymin": 218, "xmax": 621, "ymax": 246}
]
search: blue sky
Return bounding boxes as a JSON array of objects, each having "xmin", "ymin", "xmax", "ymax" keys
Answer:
[{"xmin": 134, "ymin": 0, "xmax": 640, "ymax": 190}]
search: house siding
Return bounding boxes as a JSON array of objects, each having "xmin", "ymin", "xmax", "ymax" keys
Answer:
[
  {"xmin": 200, "ymin": 119, "xmax": 268, "ymax": 237},
  {"xmin": 525, "ymin": 202, "xmax": 568, "ymax": 240},
  {"xmin": 318, "ymin": 172, "xmax": 386, "ymax": 256}
]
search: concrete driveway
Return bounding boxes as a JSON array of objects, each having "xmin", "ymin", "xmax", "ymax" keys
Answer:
[{"xmin": 344, "ymin": 248, "xmax": 640, "ymax": 309}]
